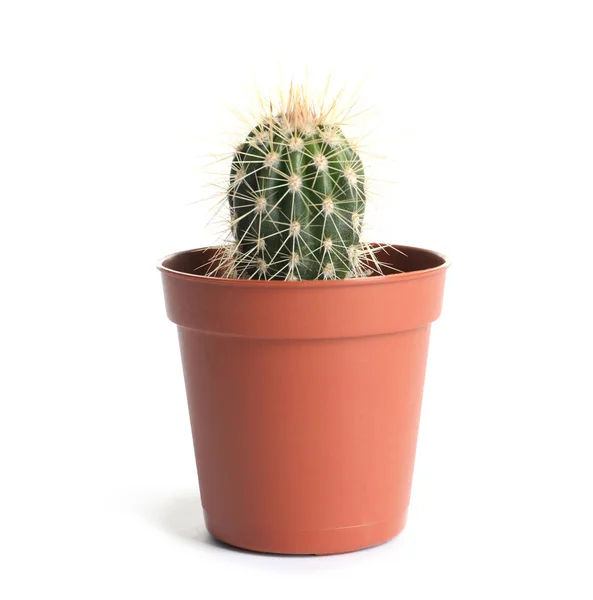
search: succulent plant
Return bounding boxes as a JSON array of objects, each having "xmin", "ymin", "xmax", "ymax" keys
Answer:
[{"xmin": 210, "ymin": 86, "xmax": 381, "ymax": 281}]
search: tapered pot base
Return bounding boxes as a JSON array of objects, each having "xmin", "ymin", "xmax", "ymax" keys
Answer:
[{"xmin": 204, "ymin": 510, "xmax": 408, "ymax": 555}]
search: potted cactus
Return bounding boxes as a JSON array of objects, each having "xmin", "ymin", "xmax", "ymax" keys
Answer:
[{"xmin": 158, "ymin": 85, "xmax": 449, "ymax": 555}]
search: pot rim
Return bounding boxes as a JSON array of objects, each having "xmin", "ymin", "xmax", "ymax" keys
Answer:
[{"xmin": 157, "ymin": 243, "xmax": 451, "ymax": 288}]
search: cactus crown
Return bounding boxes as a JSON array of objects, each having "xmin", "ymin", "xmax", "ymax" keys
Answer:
[{"xmin": 209, "ymin": 85, "xmax": 381, "ymax": 281}]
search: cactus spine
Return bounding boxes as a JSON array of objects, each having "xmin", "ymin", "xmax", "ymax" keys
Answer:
[{"xmin": 219, "ymin": 88, "xmax": 370, "ymax": 281}]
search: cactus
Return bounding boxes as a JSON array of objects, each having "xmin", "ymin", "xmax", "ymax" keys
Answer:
[{"xmin": 214, "ymin": 87, "xmax": 373, "ymax": 280}]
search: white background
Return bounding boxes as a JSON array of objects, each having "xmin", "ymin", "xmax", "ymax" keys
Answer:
[{"xmin": 1, "ymin": 0, "xmax": 592, "ymax": 597}]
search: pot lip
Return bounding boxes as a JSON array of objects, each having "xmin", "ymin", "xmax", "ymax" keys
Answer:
[{"xmin": 157, "ymin": 244, "xmax": 451, "ymax": 288}]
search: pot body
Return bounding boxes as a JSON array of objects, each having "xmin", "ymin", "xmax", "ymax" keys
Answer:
[{"xmin": 159, "ymin": 245, "xmax": 449, "ymax": 554}]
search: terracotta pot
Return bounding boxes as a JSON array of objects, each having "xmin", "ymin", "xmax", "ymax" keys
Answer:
[{"xmin": 158, "ymin": 244, "xmax": 449, "ymax": 555}]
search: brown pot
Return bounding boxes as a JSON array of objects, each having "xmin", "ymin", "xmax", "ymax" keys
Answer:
[{"xmin": 158, "ymin": 244, "xmax": 449, "ymax": 555}]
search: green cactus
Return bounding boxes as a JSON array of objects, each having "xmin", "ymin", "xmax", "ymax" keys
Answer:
[{"xmin": 220, "ymin": 90, "xmax": 370, "ymax": 281}]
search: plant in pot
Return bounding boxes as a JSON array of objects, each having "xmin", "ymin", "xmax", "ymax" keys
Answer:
[{"xmin": 158, "ymin": 84, "xmax": 449, "ymax": 555}]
